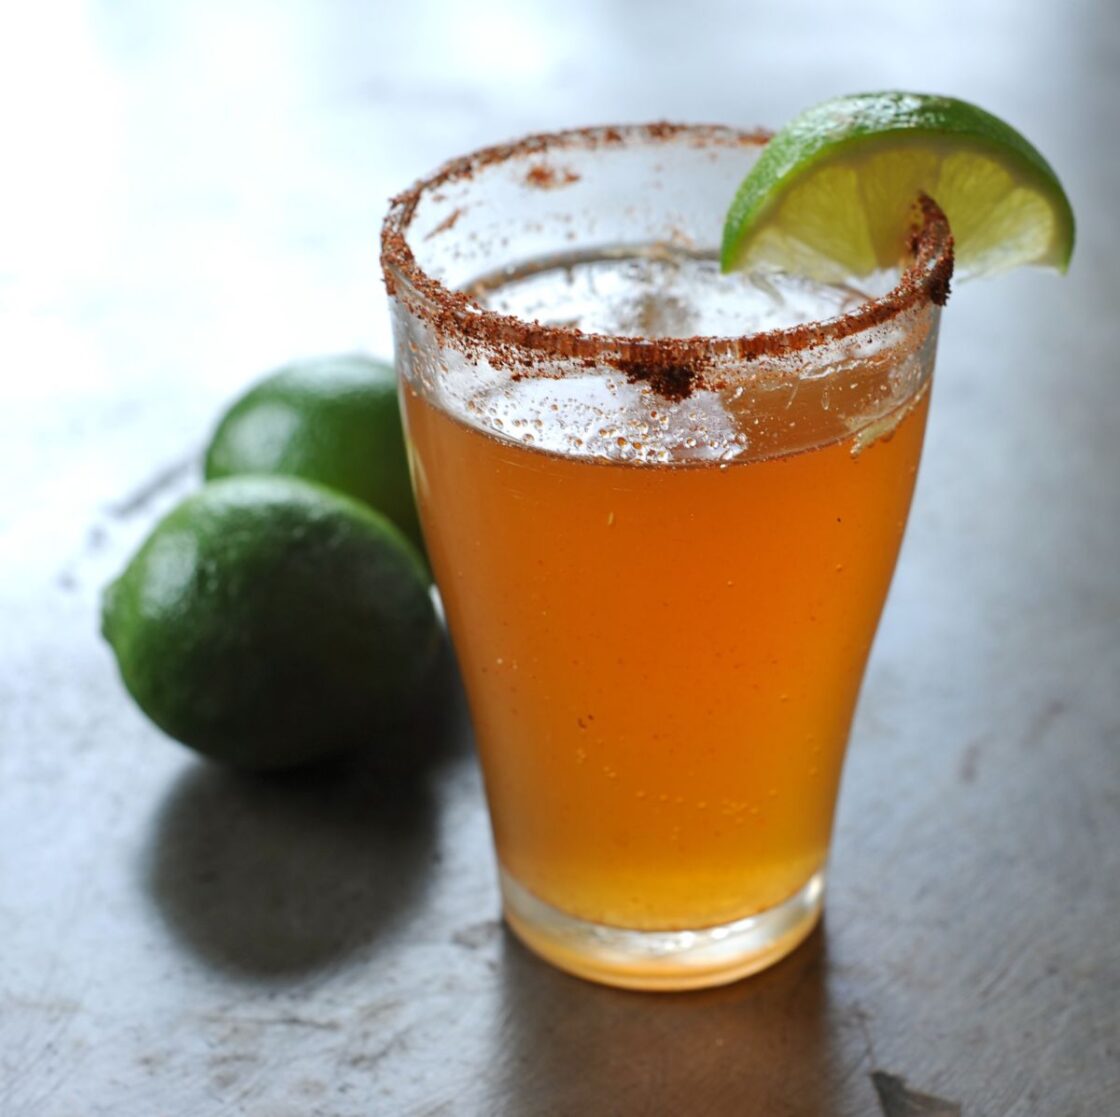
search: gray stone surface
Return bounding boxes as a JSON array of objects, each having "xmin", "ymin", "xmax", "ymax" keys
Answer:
[{"xmin": 2, "ymin": 2, "xmax": 1118, "ymax": 1114}]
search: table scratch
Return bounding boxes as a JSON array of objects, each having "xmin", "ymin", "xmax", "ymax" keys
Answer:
[{"xmin": 872, "ymin": 1071, "xmax": 961, "ymax": 1116}]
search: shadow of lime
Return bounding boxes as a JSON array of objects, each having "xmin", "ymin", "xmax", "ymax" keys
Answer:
[{"xmin": 142, "ymin": 640, "xmax": 471, "ymax": 978}]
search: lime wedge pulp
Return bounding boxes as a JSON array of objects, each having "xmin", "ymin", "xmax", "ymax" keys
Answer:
[{"xmin": 721, "ymin": 92, "xmax": 1075, "ymax": 281}]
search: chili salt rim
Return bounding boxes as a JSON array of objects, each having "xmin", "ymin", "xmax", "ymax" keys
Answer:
[{"xmin": 380, "ymin": 123, "xmax": 954, "ymax": 401}]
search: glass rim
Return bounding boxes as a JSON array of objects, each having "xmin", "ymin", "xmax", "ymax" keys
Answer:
[{"xmin": 380, "ymin": 122, "xmax": 954, "ymax": 401}]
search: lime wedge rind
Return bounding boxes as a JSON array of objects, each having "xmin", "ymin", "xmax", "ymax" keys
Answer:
[{"xmin": 721, "ymin": 92, "xmax": 1075, "ymax": 280}]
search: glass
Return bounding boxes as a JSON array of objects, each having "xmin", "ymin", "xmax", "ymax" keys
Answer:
[{"xmin": 381, "ymin": 124, "xmax": 952, "ymax": 990}]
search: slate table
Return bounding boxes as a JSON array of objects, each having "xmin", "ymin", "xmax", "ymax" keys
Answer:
[{"xmin": 2, "ymin": 3, "xmax": 1117, "ymax": 1114}]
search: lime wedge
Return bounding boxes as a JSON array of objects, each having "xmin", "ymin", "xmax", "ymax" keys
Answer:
[{"xmin": 721, "ymin": 92, "xmax": 1075, "ymax": 281}]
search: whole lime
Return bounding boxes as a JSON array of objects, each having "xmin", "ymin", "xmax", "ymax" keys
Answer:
[
  {"xmin": 101, "ymin": 476, "xmax": 441, "ymax": 771},
  {"xmin": 204, "ymin": 354, "xmax": 426, "ymax": 563}
]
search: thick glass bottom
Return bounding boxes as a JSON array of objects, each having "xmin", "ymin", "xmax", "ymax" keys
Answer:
[{"xmin": 500, "ymin": 868, "xmax": 825, "ymax": 991}]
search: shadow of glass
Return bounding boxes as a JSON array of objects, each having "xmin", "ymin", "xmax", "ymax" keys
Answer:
[
  {"xmin": 493, "ymin": 923, "xmax": 846, "ymax": 1116},
  {"xmin": 142, "ymin": 642, "xmax": 470, "ymax": 979}
]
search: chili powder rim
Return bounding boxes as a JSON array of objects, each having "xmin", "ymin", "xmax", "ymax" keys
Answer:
[{"xmin": 380, "ymin": 122, "xmax": 954, "ymax": 398}]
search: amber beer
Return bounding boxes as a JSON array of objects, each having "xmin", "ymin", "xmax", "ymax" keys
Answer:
[
  {"xmin": 382, "ymin": 124, "xmax": 951, "ymax": 989},
  {"xmin": 404, "ymin": 376, "xmax": 927, "ymax": 919}
]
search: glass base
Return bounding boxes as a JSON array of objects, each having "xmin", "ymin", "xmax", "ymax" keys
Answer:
[{"xmin": 500, "ymin": 868, "xmax": 825, "ymax": 991}]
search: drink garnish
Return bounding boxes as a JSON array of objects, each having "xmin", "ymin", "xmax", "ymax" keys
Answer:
[{"xmin": 721, "ymin": 92, "xmax": 1074, "ymax": 282}]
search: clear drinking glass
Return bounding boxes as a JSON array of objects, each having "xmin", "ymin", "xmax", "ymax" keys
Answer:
[{"xmin": 381, "ymin": 124, "xmax": 952, "ymax": 990}]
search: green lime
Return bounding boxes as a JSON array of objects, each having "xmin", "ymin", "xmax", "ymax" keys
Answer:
[
  {"xmin": 722, "ymin": 91, "xmax": 1075, "ymax": 281},
  {"xmin": 204, "ymin": 354, "xmax": 427, "ymax": 565},
  {"xmin": 101, "ymin": 476, "xmax": 441, "ymax": 771}
]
